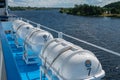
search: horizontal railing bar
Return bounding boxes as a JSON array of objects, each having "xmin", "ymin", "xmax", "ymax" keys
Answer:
[
  {"xmin": 21, "ymin": 18, "xmax": 59, "ymax": 33},
  {"xmin": 63, "ymin": 33, "xmax": 120, "ymax": 57},
  {"xmin": 40, "ymin": 25, "xmax": 59, "ymax": 33}
]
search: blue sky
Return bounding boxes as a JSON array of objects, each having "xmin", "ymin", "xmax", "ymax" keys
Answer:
[{"xmin": 8, "ymin": 0, "xmax": 120, "ymax": 7}]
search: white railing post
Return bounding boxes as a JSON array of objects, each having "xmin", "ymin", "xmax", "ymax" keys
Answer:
[
  {"xmin": 58, "ymin": 32, "xmax": 63, "ymax": 38},
  {"xmin": 19, "ymin": 17, "xmax": 22, "ymax": 20},
  {"xmin": 37, "ymin": 24, "xmax": 41, "ymax": 28},
  {"xmin": 27, "ymin": 20, "xmax": 29, "ymax": 23}
]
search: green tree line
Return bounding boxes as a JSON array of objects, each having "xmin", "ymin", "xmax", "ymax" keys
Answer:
[
  {"xmin": 9, "ymin": 6, "xmax": 60, "ymax": 11},
  {"xmin": 104, "ymin": 1, "xmax": 120, "ymax": 14},
  {"xmin": 60, "ymin": 4, "xmax": 104, "ymax": 16},
  {"xmin": 60, "ymin": 1, "xmax": 120, "ymax": 16}
]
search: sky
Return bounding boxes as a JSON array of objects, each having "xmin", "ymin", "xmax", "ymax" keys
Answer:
[{"xmin": 8, "ymin": 0, "xmax": 120, "ymax": 7}]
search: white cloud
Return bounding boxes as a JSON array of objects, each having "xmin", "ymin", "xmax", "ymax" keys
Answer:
[{"xmin": 8, "ymin": 0, "xmax": 120, "ymax": 7}]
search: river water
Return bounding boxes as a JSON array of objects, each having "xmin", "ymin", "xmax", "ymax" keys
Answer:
[
  {"xmin": 11, "ymin": 9, "xmax": 120, "ymax": 79},
  {"xmin": 11, "ymin": 10, "xmax": 120, "ymax": 53}
]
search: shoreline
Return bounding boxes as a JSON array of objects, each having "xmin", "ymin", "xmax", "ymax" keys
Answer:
[
  {"xmin": 100, "ymin": 14, "xmax": 120, "ymax": 18},
  {"xmin": 11, "ymin": 9, "xmax": 120, "ymax": 18},
  {"xmin": 60, "ymin": 11, "xmax": 120, "ymax": 18}
]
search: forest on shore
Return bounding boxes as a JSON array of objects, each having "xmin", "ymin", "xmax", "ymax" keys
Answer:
[
  {"xmin": 9, "ymin": 6, "xmax": 59, "ymax": 11},
  {"xmin": 60, "ymin": 1, "xmax": 120, "ymax": 17}
]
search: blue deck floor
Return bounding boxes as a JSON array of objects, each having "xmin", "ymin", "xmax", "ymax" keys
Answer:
[{"xmin": 6, "ymin": 34, "xmax": 42, "ymax": 80}]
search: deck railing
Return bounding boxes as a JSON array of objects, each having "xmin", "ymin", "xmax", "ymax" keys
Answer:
[
  {"xmin": 20, "ymin": 17, "xmax": 120, "ymax": 57},
  {"xmin": 18, "ymin": 17, "xmax": 120, "ymax": 79}
]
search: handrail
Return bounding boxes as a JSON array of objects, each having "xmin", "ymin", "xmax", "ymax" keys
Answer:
[
  {"xmin": 20, "ymin": 17, "xmax": 120, "ymax": 57},
  {"xmin": 63, "ymin": 33, "xmax": 120, "ymax": 57},
  {"xmin": 21, "ymin": 18, "xmax": 59, "ymax": 33}
]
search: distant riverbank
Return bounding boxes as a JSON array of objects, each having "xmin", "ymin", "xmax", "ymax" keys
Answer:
[
  {"xmin": 60, "ymin": 9, "xmax": 120, "ymax": 18},
  {"xmin": 101, "ymin": 13, "xmax": 120, "ymax": 18},
  {"xmin": 59, "ymin": 1, "xmax": 120, "ymax": 18},
  {"xmin": 9, "ymin": 6, "xmax": 60, "ymax": 11}
]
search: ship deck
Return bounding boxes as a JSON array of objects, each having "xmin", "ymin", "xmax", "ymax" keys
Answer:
[
  {"xmin": 1, "ymin": 20, "xmax": 120, "ymax": 80},
  {"xmin": 0, "ymin": 21, "xmax": 48, "ymax": 80},
  {"xmin": 6, "ymin": 34, "xmax": 41, "ymax": 80}
]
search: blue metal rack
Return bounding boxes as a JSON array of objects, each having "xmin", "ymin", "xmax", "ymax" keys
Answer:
[{"xmin": 0, "ymin": 23, "xmax": 21, "ymax": 80}]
